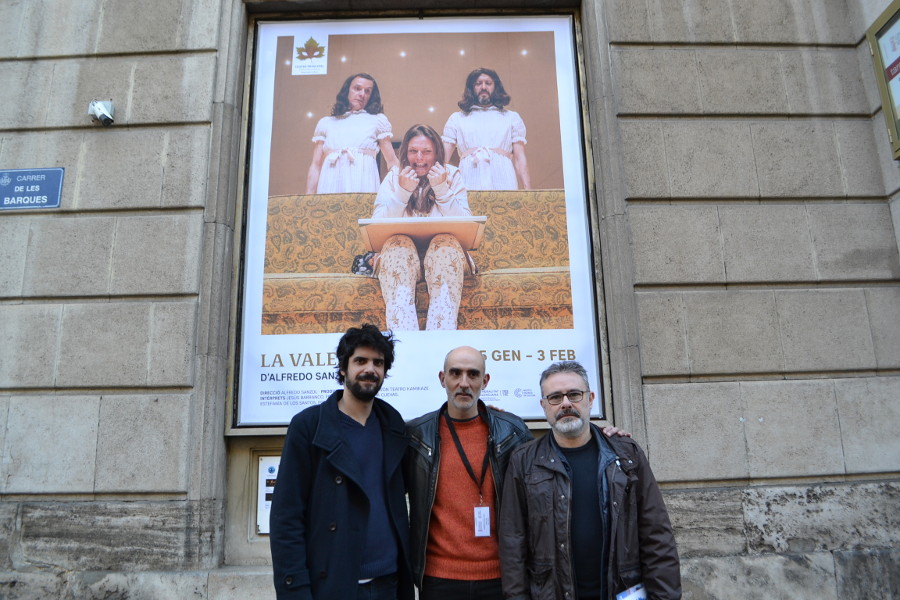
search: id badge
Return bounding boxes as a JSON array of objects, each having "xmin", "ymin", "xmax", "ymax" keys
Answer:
[
  {"xmin": 474, "ymin": 506, "xmax": 491, "ymax": 537},
  {"xmin": 616, "ymin": 583, "xmax": 646, "ymax": 600}
]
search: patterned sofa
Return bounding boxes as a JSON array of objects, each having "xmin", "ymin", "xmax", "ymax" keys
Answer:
[{"xmin": 262, "ymin": 190, "xmax": 572, "ymax": 334}]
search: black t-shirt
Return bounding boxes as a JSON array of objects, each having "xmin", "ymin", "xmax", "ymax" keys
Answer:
[{"xmin": 560, "ymin": 437, "xmax": 603, "ymax": 600}]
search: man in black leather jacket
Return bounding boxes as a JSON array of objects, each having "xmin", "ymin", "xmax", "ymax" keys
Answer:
[{"xmin": 405, "ymin": 346, "xmax": 532, "ymax": 599}]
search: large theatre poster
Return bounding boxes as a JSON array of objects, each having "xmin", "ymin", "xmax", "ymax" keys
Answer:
[{"xmin": 237, "ymin": 15, "xmax": 604, "ymax": 425}]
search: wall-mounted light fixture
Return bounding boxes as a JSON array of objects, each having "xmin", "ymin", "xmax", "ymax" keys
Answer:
[{"xmin": 88, "ymin": 99, "xmax": 115, "ymax": 126}]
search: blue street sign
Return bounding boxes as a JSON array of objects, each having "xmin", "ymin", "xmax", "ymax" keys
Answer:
[{"xmin": 0, "ymin": 168, "xmax": 65, "ymax": 211}]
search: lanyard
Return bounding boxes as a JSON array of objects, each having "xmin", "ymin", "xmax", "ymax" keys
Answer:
[{"xmin": 443, "ymin": 411, "xmax": 491, "ymax": 504}]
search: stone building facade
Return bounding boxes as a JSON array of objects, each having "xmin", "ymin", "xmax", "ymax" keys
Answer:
[{"xmin": 0, "ymin": 0, "xmax": 897, "ymax": 598}]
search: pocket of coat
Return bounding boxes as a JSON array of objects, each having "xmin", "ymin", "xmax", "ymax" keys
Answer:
[{"xmin": 527, "ymin": 559, "xmax": 554, "ymax": 595}]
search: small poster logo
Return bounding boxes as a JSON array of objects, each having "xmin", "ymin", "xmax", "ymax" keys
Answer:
[
  {"xmin": 0, "ymin": 174, "xmax": 10, "ymax": 186},
  {"xmin": 296, "ymin": 37, "xmax": 326, "ymax": 61}
]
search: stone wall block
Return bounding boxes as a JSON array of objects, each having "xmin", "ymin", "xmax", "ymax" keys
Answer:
[
  {"xmin": 782, "ymin": 49, "xmax": 870, "ymax": 115},
  {"xmin": 834, "ymin": 377, "xmax": 900, "ymax": 474},
  {"xmin": 0, "ymin": 63, "xmax": 54, "ymax": 129},
  {"xmin": 683, "ymin": 291, "xmax": 784, "ymax": 374},
  {"xmin": 130, "ymin": 55, "xmax": 217, "ymax": 124},
  {"xmin": 732, "ymin": 0, "xmax": 852, "ymax": 44},
  {"xmin": 751, "ymin": 121, "xmax": 843, "ymax": 197},
  {"xmin": 56, "ymin": 303, "xmax": 151, "ymax": 387},
  {"xmin": 0, "ymin": 217, "xmax": 29, "ymax": 296},
  {"xmin": 95, "ymin": 395, "xmax": 190, "ymax": 493},
  {"xmin": 643, "ymin": 383, "xmax": 748, "ymax": 481},
  {"xmin": 636, "ymin": 292, "xmax": 690, "ymax": 376},
  {"xmin": 68, "ymin": 569, "xmax": 208, "ymax": 599},
  {"xmin": 664, "ymin": 121, "xmax": 758, "ymax": 198},
  {"xmin": 743, "ymin": 482, "xmax": 900, "ymax": 553},
  {"xmin": 0, "ymin": 305, "xmax": 62, "ymax": 388},
  {"xmin": 664, "ymin": 488, "xmax": 747, "ymax": 557},
  {"xmin": 95, "ymin": 1, "xmax": 189, "ymax": 53},
  {"xmin": 19, "ymin": 501, "xmax": 203, "ymax": 571},
  {"xmin": 681, "ymin": 552, "xmax": 838, "ymax": 600},
  {"xmin": 76, "ymin": 129, "xmax": 165, "ymax": 210},
  {"xmin": 0, "ymin": 571, "xmax": 66, "ymax": 600},
  {"xmin": 619, "ymin": 120, "xmax": 670, "ymax": 198},
  {"xmin": 148, "ymin": 302, "xmax": 197, "ymax": 387},
  {"xmin": 110, "ymin": 214, "xmax": 203, "ymax": 295},
  {"xmin": 605, "ymin": 0, "xmax": 651, "ymax": 42},
  {"xmin": 741, "ymin": 380, "xmax": 844, "ymax": 478},
  {"xmin": 0, "ymin": 396, "xmax": 7, "ymax": 488},
  {"xmin": 3, "ymin": 396, "xmax": 100, "ymax": 494},
  {"xmin": 612, "ymin": 49, "xmax": 702, "ymax": 113},
  {"xmin": 865, "ymin": 287, "xmax": 900, "ymax": 369},
  {"xmin": 630, "ymin": 205, "xmax": 725, "ymax": 284},
  {"xmin": 776, "ymin": 289, "xmax": 876, "ymax": 372},
  {"xmin": 22, "ymin": 216, "xmax": 115, "ymax": 297},
  {"xmin": 647, "ymin": 0, "xmax": 735, "ymax": 43},
  {"xmin": 209, "ymin": 569, "xmax": 277, "ymax": 600},
  {"xmin": 12, "ymin": 1, "xmax": 95, "ymax": 58},
  {"xmin": 697, "ymin": 50, "xmax": 788, "ymax": 114},
  {"xmin": 809, "ymin": 204, "xmax": 900, "ymax": 280},
  {"xmin": 720, "ymin": 205, "xmax": 816, "ymax": 282},
  {"xmin": 835, "ymin": 120, "xmax": 890, "ymax": 198},
  {"xmin": 0, "ymin": 495, "xmax": 15, "ymax": 570},
  {"xmin": 44, "ymin": 59, "xmax": 134, "ymax": 128},
  {"xmin": 0, "ymin": 132, "xmax": 84, "ymax": 210},
  {"xmin": 834, "ymin": 548, "xmax": 900, "ymax": 599},
  {"xmin": 161, "ymin": 125, "xmax": 212, "ymax": 208},
  {"xmin": 0, "ymin": 2, "xmax": 27, "ymax": 57}
]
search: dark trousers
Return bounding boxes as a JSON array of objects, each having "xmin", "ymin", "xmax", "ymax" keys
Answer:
[
  {"xmin": 356, "ymin": 573, "xmax": 399, "ymax": 600},
  {"xmin": 420, "ymin": 576, "xmax": 502, "ymax": 600}
]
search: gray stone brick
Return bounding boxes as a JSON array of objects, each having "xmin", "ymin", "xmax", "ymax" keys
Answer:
[
  {"xmin": 149, "ymin": 302, "xmax": 197, "ymax": 387},
  {"xmin": 696, "ymin": 49, "xmax": 788, "ymax": 114},
  {"xmin": 606, "ymin": 0, "xmax": 651, "ymax": 42},
  {"xmin": 732, "ymin": 0, "xmax": 852, "ymax": 44},
  {"xmin": 3, "ymin": 396, "xmax": 100, "ymax": 494},
  {"xmin": 0, "ymin": 500, "xmax": 15, "ymax": 570},
  {"xmin": 809, "ymin": 203, "xmax": 900, "ymax": 280},
  {"xmin": 109, "ymin": 214, "xmax": 203, "ymax": 295},
  {"xmin": 665, "ymin": 487, "xmax": 747, "ymax": 557},
  {"xmin": 619, "ymin": 120, "xmax": 671, "ymax": 198},
  {"xmin": 22, "ymin": 216, "xmax": 115, "ymax": 296},
  {"xmin": 834, "ymin": 548, "xmax": 900, "ymax": 600},
  {"xmin": 43, "ymin": 58, "xmax": 134, "ymax": 128},
  {"xmin": 782, "ymin": 49, "xmax": 870, "ymax": 115},
  {"xmin": 0, "ymin": 304, "xmax": 62, "ymax": 388},
  {"xmin": 95, "ymin": 0, "xmax": 219, "ymax": 53},
  {"xmin": 647, "ymin": 0, "xmax": 734, "ymax": 43},
  {"xmin": 681, "ymin": 552, "xmax": 838, "ymax": 600},
  {"xmin": 69, "ymin": 570, "xmax": 209, "ymax": 600},
  {"xmin": 751, "ymin": 121, "xmax": 843, "ymax": 197},
  {"xmin": 0, "ymin": 571, "xmax": 65, "ymax": 600},
  {"xmin": 665, "ymin": 121, "xmax": 758, "ymax": 198},
  {"xmin": 835, "ymin": 120, "xmax": 890, "ymax": 198},
  {"xmin": 19, "ymin": 500, "xmax": 204, "ymax": 571},
  {"xmin": 56, "ymin": 303, "xmax": 151, "ymax": 387},
  {"xmin": 743, "ymin": 482, "xmax": 900, "ymax": 553},
  {"xmin": 209, "ymin": 568, "xmax": 277, "ymax": 600},
  {"xmin": 776, "ymin": 289, "xmax": 876, "ymax": 372},
  {"xmin": 161, "ymin": 125, "xmax": 212, "ymax": 208},
  {"xmin": 643, "ymin": 383, "xmax": 748, "ymax": 481},
  {"xmin": 630, "ymin": 205, "xmax": 724, "ymax": 284},
  {"xmin": 866, "ymin": 287, "xmax": 900, "ymax": 369},
  {"xmin": 0, "ymin": 2, "xmax": 27, "ymax": 57},
  {"xmin": 683, "ymin": 291, "xmax": 783, "ymax": 374},
  {"xmin": 13, "ymin": 2, "xmax": 97, "ymax": 58},
  {"xmin": 0, "ymin": 217, "xmax": 29, "ymax": 296},
  {"xmin": 636, "ymin": 292, "xmax": 690, "ymax": 376},
  {"xmin": 0, "ymin": 63, "xmax": 54, "ymax": 129},
  {"xmin": 95, "ymin": 395, "xmax": 190, "ymax": 493},
  {"xmin": 741, "ymin": 380, "xmax": 844, "ymax": 478},
  {"xmin": 834, "ymin": 377, "xmax": 900, "ymax": 474},
  {"xmin": 130, "ymin": 55, "xmax": 217, "ymax": 124},
  {"xmin": 612, "ymin": 48, "xmax": 701, "ymax": 114},
  {"xmin": 720, "ymin": 205, "xmax": 816, "ymax": 282}
]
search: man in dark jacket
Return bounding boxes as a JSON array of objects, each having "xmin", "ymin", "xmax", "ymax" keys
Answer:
[
  {"xmin": 405, "ymin": 346, "xmax": 533, "ymax": 599},
  {"xmin": 499, "ymin": 361, "xmax": 681, "ymax": 600},
  {"xmin": 270, "ymin": 324, "xmax": 414, "ymax": 600}
]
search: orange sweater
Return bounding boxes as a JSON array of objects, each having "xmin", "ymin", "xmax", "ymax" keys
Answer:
[{"xmin": 424, "ymin": 416, "xmax": 501, "ymax": 581}]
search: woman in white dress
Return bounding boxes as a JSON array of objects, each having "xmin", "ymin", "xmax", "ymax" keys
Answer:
[{"xmin": 306, "ymin": 73, "xmax": 399, "ymax": 194}]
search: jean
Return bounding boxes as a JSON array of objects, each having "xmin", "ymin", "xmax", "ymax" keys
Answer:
[
  {"xmin": 420, "ymin": 576, "xmax": 503, "ymax": 600},
  {"xmin": 356, "ymin": 573, "xmax": 399, "ymax": 600}
]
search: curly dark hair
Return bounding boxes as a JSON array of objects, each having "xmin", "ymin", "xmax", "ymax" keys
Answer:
[
  {"xmin": 335, "ymin": 324, "xmax": 396, "ymax": 384},
  {"xmin": 331, "ymin": 73, "xmax": 384, "ymax": 116},
  {"xmin": 457, "ymin": 67, "xmax": 511, "ymax": 114},
  {"xmin": 398, "ymin": 124, "xmax": 445, "ymax": 216}
]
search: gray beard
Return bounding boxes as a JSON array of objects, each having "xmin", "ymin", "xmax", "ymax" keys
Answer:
[{"xmin": 552, "ymin": 415, "xmax": 586, "ymax": 437}]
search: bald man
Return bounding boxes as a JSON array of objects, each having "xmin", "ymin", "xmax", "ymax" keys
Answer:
[{"xmin": 404, "ymin": 347, "xmax": 532, "ymax": 600}]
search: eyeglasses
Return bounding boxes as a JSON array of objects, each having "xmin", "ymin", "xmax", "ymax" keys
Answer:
[{"xmin": 542, "ymin": 390, "xmax": 587, "ymax": 405}]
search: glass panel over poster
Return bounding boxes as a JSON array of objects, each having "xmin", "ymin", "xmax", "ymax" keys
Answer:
[{"xmin": 237, "ymin": 15, "xmax": 603, "ymax": 426}]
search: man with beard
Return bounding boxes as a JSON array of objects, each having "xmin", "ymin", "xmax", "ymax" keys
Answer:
[
  {"xmin": 499, "ymin": 361, "xmax": 681, "ymax": 600},
  {"xmin": 442, "ymin": 68, "xmax": 531, "ymax": 191},
  {"xmin": 270, "ymin": 324, "xmax": 414, "ymax": 600}
]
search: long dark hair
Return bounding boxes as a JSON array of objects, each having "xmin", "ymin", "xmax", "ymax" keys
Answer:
[
  {"xmin": 457, "ymin": 67, "xmax": 511, "ymax": 114},
  {"xmin": 331, "ymin": 73, "xmax": 384, "ymax": 116},
  {"xmin": 398, "ymin": 124, "xmax": 445, "ymax": 216}
]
